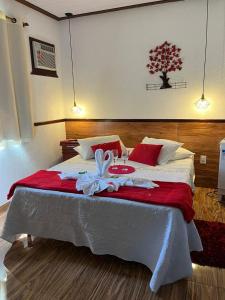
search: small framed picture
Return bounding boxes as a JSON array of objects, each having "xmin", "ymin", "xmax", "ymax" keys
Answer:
[{"xmin": 29, "ymin": 37, "xmax": 58, "ymax": 78}]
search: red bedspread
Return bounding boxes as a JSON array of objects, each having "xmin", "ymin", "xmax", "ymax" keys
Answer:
[{"xmin": 8, "ymin": 170, "xmax": 195, "ymax": 222}]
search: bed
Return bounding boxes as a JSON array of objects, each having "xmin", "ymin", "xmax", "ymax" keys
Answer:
[{"xmin": 0, "ymin": 154, "xmax": 202, "ymax": 292}]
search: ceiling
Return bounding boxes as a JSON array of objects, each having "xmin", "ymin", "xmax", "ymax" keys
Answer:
[{"xmin": 27, "ymin": 0, "xmax": 166, "ymax": 19}]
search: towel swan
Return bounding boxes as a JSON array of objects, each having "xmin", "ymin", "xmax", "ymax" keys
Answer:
[{"xmin": 95, "ymin": 149, "xmax": 113, "ymax": 178}]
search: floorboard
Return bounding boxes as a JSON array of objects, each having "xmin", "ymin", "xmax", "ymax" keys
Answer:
[{"xmin": 0, "ymin": 187, "xmax": 225, "ymax": 300}]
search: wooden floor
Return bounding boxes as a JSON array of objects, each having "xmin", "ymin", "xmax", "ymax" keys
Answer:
[{"xmin": 0, "ymin": 187, "xmax": 225, "ymax": 300}]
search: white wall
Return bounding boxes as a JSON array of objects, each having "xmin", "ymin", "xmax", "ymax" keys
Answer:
[
  {"xmin": 60, "ymin": 0, "xmax": 225, "ymax": 119},
  {"xmin": 0, "ymin": 0, "xmax": 65, "ymax": 205}
]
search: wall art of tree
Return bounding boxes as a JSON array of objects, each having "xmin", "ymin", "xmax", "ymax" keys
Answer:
[{"xmin": 146, "ymin": 41, "xmax": 183, "ymax": 89}]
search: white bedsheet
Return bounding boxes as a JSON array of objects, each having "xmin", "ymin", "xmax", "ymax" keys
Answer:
[
  {"xmin": 0, "ymin": 155, "xmax": 202, "ymax": 292},
  {"xmin": 50, "ymin": 155, "xmax": 195, "ymax": 188}
]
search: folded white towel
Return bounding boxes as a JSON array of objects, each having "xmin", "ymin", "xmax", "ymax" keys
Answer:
[
  {"xmin": 95, "ymin": 149, "xmax": 103, "ymax": 177},
  {"xmin": 76, "ymin": 174, "xmax": 115, "ymax": 195},
  {"xmin": 76, "ymin": 174, "xmax": 158, "ymax": 196},
  {"xmin": 59, "ymin": 171, "xmax": 87, "ymax": 180},
  {"xmin": 95, "ymin": 149, "xmax": 113, "ymax": 178},
  {"xmin": 101, "ymin": 150, "xmax": 113, "ymax": 177}
]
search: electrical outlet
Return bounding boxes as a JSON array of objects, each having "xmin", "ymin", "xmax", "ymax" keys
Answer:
[{"xmin": 200, "ymin": 155, "xmax": 207, "ymax": 164}]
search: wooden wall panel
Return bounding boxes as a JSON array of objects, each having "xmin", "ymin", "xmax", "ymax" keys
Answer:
[
  {"xmin": 65, "ymin": 120, "xmax": 225, "ymax": 188},
  {"xmin": 65, "ymin": 121, "xmax": 178, "ymax": 147}
]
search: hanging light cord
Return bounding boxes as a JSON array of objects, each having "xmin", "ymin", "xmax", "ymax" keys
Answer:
[
  {"xmin": 202, "ymin": 0, "xmax": 209, "ymax": 98},
  {"xmin": 68, "ymin": 16, "xmax": 76, "ymax": 107}
]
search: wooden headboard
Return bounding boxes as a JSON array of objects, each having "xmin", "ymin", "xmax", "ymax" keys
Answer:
[{"xmin": 65, "ymin": 119, "xmax": 225, "ymax": 188}]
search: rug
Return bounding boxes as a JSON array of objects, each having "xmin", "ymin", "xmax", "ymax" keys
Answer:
[{"xmin": 191, "ymin": 219, "xmax": 225, "ymax": 268}]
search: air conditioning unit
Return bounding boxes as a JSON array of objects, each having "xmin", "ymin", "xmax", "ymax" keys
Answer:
[
  {"xmin": 218, "ymin": 139, "xmax": 225, "ymax": 202},
  {"xmin": 33, "ymin": 40, "xmax": 56, "ymax": 71}
]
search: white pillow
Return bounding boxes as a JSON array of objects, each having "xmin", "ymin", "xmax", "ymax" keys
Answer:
[
  {"xmin": 142, "ymin": 137, "xmax": 183, "ymax": 165},
  {"xmin": 76, "ymin": 135, "xmax": 126, "ymax": 160},
  {"xmin": 170, "ymin": 147, "xmax": 195, "ymax": 161},
  {"xmin": 74, "ymin": 145, "xmax": 85, "ymax": 158}
]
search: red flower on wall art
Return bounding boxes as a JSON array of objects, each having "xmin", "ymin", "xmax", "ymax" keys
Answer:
[{"xmin": 146, "ymin": 41, "xmax": 183, "ymax": 89}]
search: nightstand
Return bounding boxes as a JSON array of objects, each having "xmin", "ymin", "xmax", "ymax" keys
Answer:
[{"xmin": 60, "ymin": 139, "xmax": 79, "ymax": 161}]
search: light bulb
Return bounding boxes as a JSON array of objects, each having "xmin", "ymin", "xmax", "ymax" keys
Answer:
[
  {"xmin": 195, "ymin": 95, "xmax": 210, "ymax": 111},
  {"xmin": 72, "ymin": 105, "xmax": 83, "ymax": 115}
]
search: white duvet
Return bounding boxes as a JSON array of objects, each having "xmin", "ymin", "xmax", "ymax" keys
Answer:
[{"xmin": 0, "ymin": 155, "xmax": 202, "ymax": 293}]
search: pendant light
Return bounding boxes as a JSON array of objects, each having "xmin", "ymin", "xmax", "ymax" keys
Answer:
[
  {"xmin": 65, "ymin": 13, "xmax": 83, "ymax": 115},
  {"xmin": 195, "ymin": 0, "xmax": 210, "ymax": 111}
]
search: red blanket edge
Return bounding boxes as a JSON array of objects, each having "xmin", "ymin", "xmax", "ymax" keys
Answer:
[{"xmin": 7, "ymin": 170, "xmax": 195, "ymax": 223}]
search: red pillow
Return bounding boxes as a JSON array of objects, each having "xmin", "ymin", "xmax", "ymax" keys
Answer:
[
  {"xmin": 128, "ymin": 144, "xmax": 163, "ymax": 166},
  {"xmin": 91, "ymin": 140, "xmax": 122, "ymax": 157}
]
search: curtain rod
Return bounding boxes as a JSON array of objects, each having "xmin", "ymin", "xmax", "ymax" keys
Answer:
[{"xmin": 6, "ymin": 15, "xmax": 29, "ymax": 27}]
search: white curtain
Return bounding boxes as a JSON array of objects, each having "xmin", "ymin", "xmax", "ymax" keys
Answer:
[{"xmin": 0, "ymin": 11, "xmax": 33, "ymax": 142}]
